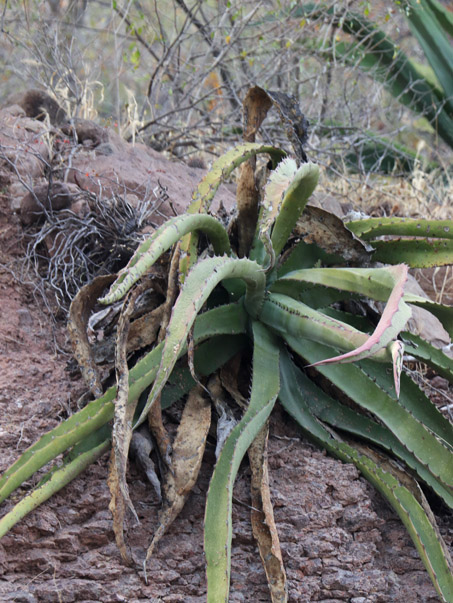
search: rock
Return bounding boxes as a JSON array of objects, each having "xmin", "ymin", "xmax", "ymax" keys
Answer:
[
  {"xmin": 6, "ymin": 89, "xmax": 68, "ymax": 125},
  {"xmin": 1, "ymin": 97, "xmax": 236, "ymax": 228},
  {"xmin": 429, "ymin": 375, "xmax": 449, "ymax": 391},
  {"xmin": 61, "ymin": 118, "xmax": 109, "ymax": 148},
  {"xmin": 0, "ymin": 107, "xmax": 50, "ymax": 181},
  {"xmin": 68, "ymin": 197, "xmax": 91, "ymax": 217},
  {"xmin": 65, "ymin": 134, "xmax": 236, "ymax": 224},
  {"xmin": 19, "ymin": 181, "xmax": 77, "ymax": 225}
]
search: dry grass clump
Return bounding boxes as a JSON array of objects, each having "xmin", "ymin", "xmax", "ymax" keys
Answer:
[
  {"xmin": 21, "ymin": 187, "xmax": 166, "ymax": 310},
  {"xmin": 317, "ymin": 166, "xmax": 453, "ymax": 221}
]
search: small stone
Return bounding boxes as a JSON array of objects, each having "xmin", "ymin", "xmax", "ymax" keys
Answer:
[{"xmin": 429, "ymin": 375, "xmax": 449, "ymax": 390}]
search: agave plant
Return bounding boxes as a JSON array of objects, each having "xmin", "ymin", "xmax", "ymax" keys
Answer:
[
  {"xmin": 295, "ymin": 0, "xmax": 453, "ymax": 172},
  {"xmin": 1, "ymin": 138, "xmax": 453, "ymax": 602}
]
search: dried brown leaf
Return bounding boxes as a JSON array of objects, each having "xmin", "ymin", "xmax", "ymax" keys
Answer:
[
  {"xmin": 108, "ymin": 448, "xmax": 133, "ymax": 565},
  {"xmin": 248, "ymin": 424, "xmax": 287, "ymax": 603},
  {"xmin": 126, "ymin": 303, "xmax": 165, "ymax": 352},
  {"xmin": 145, "ymin": 384, "xmax": 211, "ymax": 567},
  {"xmin": 237, "ymin": 87, "xmax": 271, "ymax": 257},
  {"xmin": 147, "ymin": 246, "xmax": 181, "ymax": 466},
  {"xmin": 296, "ymin": 205, "xmax": 370, "ymax": 262},
  {"xmin": 109, "ymin": 281, "xmax": 149, "ymax": 564},
  {"xmin": 68, "ymin": 274, "xmax": 116, "ymax": 397},
  {"xmin": 237, "ymin": 85, "xmax": 310, "ymax": 255}
]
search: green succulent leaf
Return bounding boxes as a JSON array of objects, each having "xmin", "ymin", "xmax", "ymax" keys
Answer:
[
  {"xmin": 370, "ymin": 238, "xmax": 453, "ymax": 268},
  {"xmin": 270, "ymin": 163, "xmax": 319, "ymax": 257},
  {"xmin": 187, "ymin": 143, "xmax": 285, "ymax": 217},
  {"xmin": 0, "ymin": 427, "xmax": 111, "ymax": 539},
  {"xmin": 286, "ymin": 336, "xmax": 453, "ymax": 498},
  {"xmin": 0, "ymin": 333, "xmax": 247, "ymax": 537},
  {"xmin": 270, "ymin": 279, "xmax": 356, "ymax": 309},
  {"xmin": 161, "ymin": 334, "xmax": 248, "ymax": 409},
  {"xmin": 135, "ymin": 256, "xmax": 266, "ymax": 427},
  {"xmin": 2, "ymin": 129, "xmax": 452, "ymax": 603},
  {"xmin": 180, "ymin": 143, "xmax": 285, "ymax": 277},
  {"xmin": 261, "ymin": 292, "xmax": 392, "ymax": 363},
  {"xmin": 252, "ymin": 159, "xmax": 319, "ymax": 267},
  {"xmin": 358, "ymin": 359, "xmax": 453, "ymax": 450},
  {"xmin": 405, "ymin": 0, "xmax": 453, "ymax": 106},
  {"xmin": 205, "ymin": 322, "xmax": 280, "ymax": 602},
  {"xmin": 278, "ymin": 264, "xmax": 406, "ymax": 302},
  {"xmin": 305, "ymin": 264, "xmax": 411, "ymax": 373},
  {"xmin": 279, "ymin": 349, "xmax": 453, "ymax": 603},
  {"xmin": 285, "ymin": 359, "xmax": 453, "ymax": 507},
  {"xmin": 99, "ymin": 214, "xmax": 232, "ymax": 305},
  {"xmin": 279, "ymin": 239, "xmax": 342, "ymax": 271},
  {"xmin": 252, "ymin": 160, "xmax": 320, "ymax": 267},
  {"xmin": 346, "ymin": 217, "xmax": 453, "ymax": 240},
  {"xmin": 423, "ymin": 0, "xmax": 453, "ymax": 36}
]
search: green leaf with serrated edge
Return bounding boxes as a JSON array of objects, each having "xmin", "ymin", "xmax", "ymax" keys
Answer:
[
  {"xmin": 271, "ymin": 279, "xmax": 356, "ymax": 309},
  {"xmin": 260, "ymin": 292, "xmax": 392, "ymax": 363},
  {"xmin": 371, "ymin": 238, "xmax": 453, "ymax": 268},
  {"xmin": 401, "ymin": 331, "xmax": 453, "ymax": 382},
  {"xmin": 346, "ymin": 217, "xmax": 453, "ymax": 240},
  {"xmin": 252, "ymin": 159, "xmax": 319, "ymax": 267},
  {"xmin": 321, "ymin": 308, "xmax": 374, "ymax": 333},
  {"xmin": 294, "ymin": 323, "xmax": 453, "ymax": 450},
  {"xmin": 357, "ymin": 359, "xmax": 453, "ymax": 450},
  {"xmin": 180, "ymin": 143, "xmax": 285, "ymax": 278},
  {"xmin": 99, "ymin": 214, "xmax": 232, "ymax": 304},
  {"xmin": 279, "ymin": 350, "xmax": 453, "ymax": 602},
  {"xmin": 306, "ymin": 264, "xmax": 411, "ymax": 370},
  {"xmin": 0, "ymin": 426, "xmax": 111, "ymax": 539},
  {"xmin": 135, "ymin": 256, "xmax": 266, "ymax": 428},
  {"xmin": 0, "ymin": 334, "xmax": 247, "ymax": 538},
  {"xmin": 285, "ymin": 336, "xmax": 453, "ymax": 496},
  {"xmin": 405, "ymin": 0, "xmax": 453, "ymax": 103},
  {"xmin": 0, "ymin": 303, "xmax": 247, "ymax": 504},
  {"xmin": 277, "ymin": 265, "xmax": 405, "ymax": 302},
  {"xmin": 205, "ymin": 322, "xmax": 280, "ymax": 602},
  {"xmin": 287, "ymin": 361, "xmax": 453, "ymax": 507},
  {"xmin": 260, "ymin": 158, "xmax": 298, "ymax": 230},
  {"xmin": 187, "ymin": 144, "xmax": 285, "ymax": 217},
  {"xmin": 161, "ymin": 335, "xmax": 247, "ymax": 409},
  {"xmin": 404, "ymin": 293, "xmax": 453, "ymax": 339},
  {"xmin": 251, "ymin": 161, "xmax": 319, "ymax": 267},
  {"xmin": 271, "ymin": 163, "xmax": 319, "ymax": 258},
  {"xmin": 277, "ymin": 240, "xmax": 344, "ymax": 278},
  {"xmin": 294, "ymin": 4, "xmax": 453, "ymax": 149}
]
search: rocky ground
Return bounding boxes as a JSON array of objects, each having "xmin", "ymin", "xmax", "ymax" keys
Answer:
[{"xmin": 0, "ymin": 95, "xmax": 451, "ymax": 602}]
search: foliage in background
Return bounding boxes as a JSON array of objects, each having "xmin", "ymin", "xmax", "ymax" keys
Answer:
[
  {"xmin": 297, "ymin": 0, "xmax": 453, "ymax": 173},
  {"xmin": 0, "ymin": 87, "xmax": 452, "ymax": 600},
  {"xmin": 2, "ymin": 0, "xmax": 453, "ymax": 180}
]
